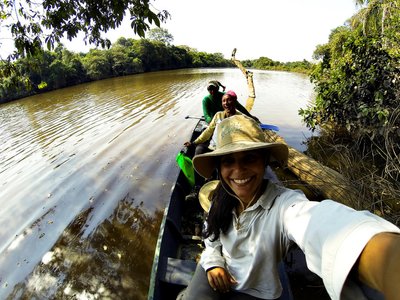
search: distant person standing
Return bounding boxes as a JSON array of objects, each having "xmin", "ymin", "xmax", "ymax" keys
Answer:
[{"xmin": 202, "ymin": 80, "xmax": 258, "ymax": 124}]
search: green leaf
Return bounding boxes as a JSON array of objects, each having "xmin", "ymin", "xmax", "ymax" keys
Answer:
[{"xmin": 38, "ymin": 81, "xmax": 48, "ymax": 89}]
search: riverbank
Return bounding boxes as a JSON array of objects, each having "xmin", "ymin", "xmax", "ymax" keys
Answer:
[
  {"xmin": 0, "ymin": 39, "xmax": 313, "ymax": 104},
  {"xmin": 305, "ymin": 125, "xmax": 400, "ymax": 226}
]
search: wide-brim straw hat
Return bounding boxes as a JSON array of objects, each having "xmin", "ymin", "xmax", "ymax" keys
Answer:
[
  {"xmin": 198, "ymin": 180, "xmax": 219, "ymax": 212},
  {"xmin": 193, "ymin": 115, "xmax": 288, "ymax": 179}
]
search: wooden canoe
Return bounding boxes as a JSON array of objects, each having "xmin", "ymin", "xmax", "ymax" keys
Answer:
[{"xmin": 147, "ymin": 119, "xmax": 330, "ymax": 300}]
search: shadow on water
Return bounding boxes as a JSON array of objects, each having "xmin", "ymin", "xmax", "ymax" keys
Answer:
[{"xmin": 7, "ymin": 195, "xmax": 164, "ymax": 299}]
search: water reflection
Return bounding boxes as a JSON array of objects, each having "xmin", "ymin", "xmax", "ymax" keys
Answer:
[
  {"xmin": 0, "ymin": 68, "xmax": 315, "ymax": 299},
  {"xmin": 6, "ymin": 195, "xmax": 163, "ymax": 299}
]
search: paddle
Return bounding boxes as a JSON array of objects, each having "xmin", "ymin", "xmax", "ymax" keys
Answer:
[
  {"xmin": 176, "ymin": 148, "xmax": 195, "ymax": 187},
  {"xmin": 185, "ymin": 115, "xmax": 279, "ymax": 131},
  {"xmin": 185, "ymin": 115, "xmax": 205, "ymax": 120},
  {"xmin": 260, "ymin": 124, "xmax": 280, "ymax": 131}
]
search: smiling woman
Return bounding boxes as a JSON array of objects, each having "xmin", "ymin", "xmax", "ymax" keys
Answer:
[
  {"xmin": 219, "ymin": 150, "xmax": 267, "ymax": 212},
  {"xmin": 180, "ymin": 115, "xmax": 400, "ymax": 300}
]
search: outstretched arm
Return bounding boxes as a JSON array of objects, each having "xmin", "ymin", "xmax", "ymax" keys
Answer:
[
  {"xmin": 357, "ymin": 232, "xmax": 400, "ymax": 300},
  {"xmin": 282, "ymin": 197, "xmax": 400, "ymax": 300},
  {"xmin": 193, "ymin": 115, "xmax": 218, "ymax": 145}
]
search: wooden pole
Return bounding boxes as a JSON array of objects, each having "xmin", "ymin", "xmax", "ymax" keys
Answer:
[
  {"xmin": 263, "ymin": 129, "xmax": 362, "ymax": 209},
  {"xmin": 230, "ymin": 48, "xmax": 256, "ymax": 112}
]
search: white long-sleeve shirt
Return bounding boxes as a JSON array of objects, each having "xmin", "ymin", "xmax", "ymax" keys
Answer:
[{"xmin": 200, "ymin": 181, "xmax": 399, "ymax": 299}]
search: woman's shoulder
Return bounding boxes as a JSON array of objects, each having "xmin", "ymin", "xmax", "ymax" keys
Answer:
[
  {"xmin": 213, "ymin": 111, "xmax": 226, "ymax": 119},
  {"xmin": 202, "ymin": 94, "xmax": 212, "ymax": 102},
  {"xmin": 265, "ymin": 181, "xmax": 308, "ymax": 207}
]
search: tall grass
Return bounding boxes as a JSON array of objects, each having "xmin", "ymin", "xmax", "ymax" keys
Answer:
[{"xmin": 305, "ymin": 108, "xmax": 400, "ymax": 226}]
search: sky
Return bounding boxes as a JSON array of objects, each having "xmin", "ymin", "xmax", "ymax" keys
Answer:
[
  {"xmin": 145, "ymin": 0, "xmax": 360, "ymax": 62},
  {"xmin": 1, "ymin": 0, "xmax": 360, "ymax": 62}
]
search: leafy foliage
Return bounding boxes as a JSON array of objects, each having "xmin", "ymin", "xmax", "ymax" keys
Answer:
[
  {"xmin": 244, "ymin": 57, "xmax": 313, "ymax": 74},
  {"xmin": 0, "ymin": 38, "xmax": 232, "ymax": 102},
  {"xmin": 351, "ymin": 0, "xmax": 400, "ymax": 57},
  {"xmin": 2, "ymin": 0, "xmax": 170, "ymax": 58},
  {"xmin": 147, "ymin": 27, "xmax": 173, "ymax": 45},
  {"xmin": 300, "ymin": 1, "xmax": 400, "ymax": 139}
]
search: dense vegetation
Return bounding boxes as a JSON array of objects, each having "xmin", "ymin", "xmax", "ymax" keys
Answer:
[
  {"xmin": 300, "ymin": 0, "xmax": 400, "ymax": 223},
  {"xmin": 243, "ymin": 58, "xmax": 313, "ymax": 74},
  {"xmin": 0, "ymin": 29, "xmax": 312, "ymax": 103},
  {"xmin": 0, "ymin": 36, "xmax": 233, "ymax": 103},
  {"xmin": 1, "ymin": 0, "xmax": 312, "ymax": 103}
]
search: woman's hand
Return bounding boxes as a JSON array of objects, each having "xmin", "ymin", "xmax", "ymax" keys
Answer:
[
  {"xmin": 184, "ymin": 141, "xmax": 192, "ymax": 147},
  {"xmin": 206, "ymin": 267, "xmax": 237, "ymax": 293}
]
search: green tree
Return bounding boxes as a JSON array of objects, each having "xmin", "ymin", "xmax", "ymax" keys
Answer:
[
  {"xmin": 114, "ymin": 37, "xmax": 134, "ymax": 48},
  {"xmin": 147, "ymin": 28, "xmax": 174, "ymax": 45},
  {"xmin": 48, "ymin": 59, "xmax": 68, "ymax": 89},
  {"xmin": 2, "ymin": 0, "xmax": 170, "ymax": 59},
  {"xmin": 301, "ymin": 0, "xmax": 400, "ymax": 137},
  {"xmin": 110, "ymin": 45, "xmax": 142, "ymax": 75},
  {"xmin": 15, "ymin": 51, "xmax": 56, "ymax": 92},
  {"xmin": 352, "ymin": 0, "xmax": 400, "ymax": 56},
  {"xmin": 169, "ymin": 46, "xmax": 192, "ymax": 68},
  {"xmin": 300, "ymin": 26, "xmax": 399, "ymax": 135},
  {"xmin": 0, "ymin": 65, "xmax": 31, "ymax": 102},
  {"xmin": 82, "ymin": 49, "xmax": 113, "ymax": 80},
  {"xmin": 1, "ymin": 36, "xmax": 238, "ymax": 102},
  {"xmin": 60, "ymin": 49, "xmax": 87, "ymax": 85},
  {"xmin": 253, "ymin": 56, "xmax": 276, "ymax": 69}
]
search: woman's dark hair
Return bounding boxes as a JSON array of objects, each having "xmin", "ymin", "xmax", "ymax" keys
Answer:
[{"xmin": 204, "ymin": 181, "xmax": 238, "ymax": 242}]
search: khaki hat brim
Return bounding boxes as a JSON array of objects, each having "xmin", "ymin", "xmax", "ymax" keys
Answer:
[
  {"xmin": 198, "ymin": 180, "xmax": 219, "ymax": 212},
  {"xmin": 193, "ymin": 142, "xmax": 288, "ymax": 179}
]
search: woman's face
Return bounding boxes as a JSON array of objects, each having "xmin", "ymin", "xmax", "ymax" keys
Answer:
[
  {"xmin": 222, "ymin": 94, "xmax": 236, "ymax": 113},
  {"xmin": 220, "ymin": 150, "xmax": 266, "ymax": 204}
]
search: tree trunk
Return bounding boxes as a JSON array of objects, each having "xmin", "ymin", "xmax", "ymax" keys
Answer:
[
  {"xmin": 264, "ymin": 129, "xmax": 363, "ymax": 209},
  {"xmin": 230, "ymin": 48, "xmax": 256, "ymax": 112}
]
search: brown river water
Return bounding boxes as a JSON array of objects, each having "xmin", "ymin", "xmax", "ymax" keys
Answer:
[{"xmin": 0, "ymin": 68, "xmax": 315, "ymax": 299}]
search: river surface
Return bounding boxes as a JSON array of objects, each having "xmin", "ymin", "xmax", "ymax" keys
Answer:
[{"xmin": 0, "ymin": 68, "xmax": 315, "ymax": 299}]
